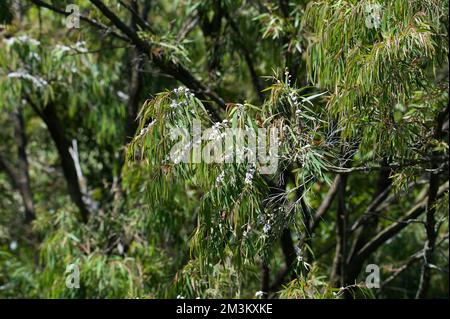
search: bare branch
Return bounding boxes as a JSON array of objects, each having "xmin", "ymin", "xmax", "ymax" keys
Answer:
[
  {"xmin": 309, "ymin": 175, "xmax": 341, "ymax": 232},
  {"xmin": 28, "ymin": 0, "xmax": 129, "ymax": 42},
  {"xmin": 88, "ymin": 0, "xmax": 224, "ymax": 120},
  {"xmin": 353, "ymin": 181, "xmax": 449, "ymax": 265}
]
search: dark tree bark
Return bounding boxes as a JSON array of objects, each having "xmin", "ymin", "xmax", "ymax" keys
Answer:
[
  {"xmin": 416, "ymin": 106, "xmax": 448, "ymax": 298},
  {"xmin": 280, "ymin": 227, "xmax": 297, "ymax": 278},
  {"xmin": 198, "ymin": 0, "xmax": 224, "ymax": 83},
  {"xmin": 345, "ymin": 160, "xmax": 392, "ymax": 286},
  {"xmin": 31, "ymin": 0, "xmax": 226, "ymax": 121},
  {"xmin": 0, "ymin": 106, "xmax": 35, "ymax": 223},
  {"xmin": 309, "ymin": 175, "xmax": 341, "ymax": 232},
  {"xmin": 330, "ymin": 174, "xmax": 348, "ymax": 288},
  {"xmin": 351, "ymin": 181, "xmax": 449, "ymax": 269},
  {"xmin": 36, "ymin": 102, "xmax": 90, "ymax": 223},
  {"xmin": 12, "ymin": 107, "xmax": 36, "ymax": 223},
  {"xmin": 224, "ymin": 11, "xmax": 264, "ymax": 102},
  {"xmin": 260, "ymin": 261, "xmax": 270, "ymax": 298},
  {"xmin": 88, "ymin": 0, "xmax": 224, "ymax": 121},
  {"xmin": 124, "ymin": 0, "xmax": 144, "ymax": 142}
]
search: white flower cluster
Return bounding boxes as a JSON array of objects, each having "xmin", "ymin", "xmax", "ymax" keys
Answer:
[
  {"xmin": 3, "ymin": 35, "xmax": 40, "ymax": 47},
  {"xmin": 28, "ymin": 52, "xmax": 41, "ymax": 62},
  {"xmin": 53, "ymin": 41, "xmax": 88, "ymax": 56},
  {"xmin": 117, "ymin": 90, "xmax": 129, "ymax": 101},
  {"xmin": 242, "ymin": 224, "xmax": 251, "ymax": 238},
  {"xmin": 137, "ymin": 120, "xmax": 156, "ymax": 139},
  {"xmin": 170, "ymin": 138, "xmax": 199, "ymax": 164},
  {"xmin": 210, "ymin": 120, "xmax": 229, "ymax": 141},
  {"xmin": 289, "ymin": 91, "xmax": 300, "ymax": 109},
  {"xmin": 173, "ymin": 86, "xmax": 193, "ymax": 97},
  {"xmin": 213, "ymin": 119, "xmax": 229, "ymax": 129},
  {"xmin": 170, "ymin": 87, "xmax": 195, "ymax": 108},
  {"xmin": 235, "ymin": 144, "xmax": 256, "ymax": 161},
  {"xmin": 54, "ymin": 44, "xmax": 71, "ymax": 55},
  {"xmin": 215, "ymin": 170, "xmax": 225, "ymax": 186},
  {"xmin": 260, "ymin": 210, "xmax": 278, "ymax": 236},
  {"xmin": 8, "ymin": 70, "xmax": 48, "ymax": 88},
  {"xmin": 74, "ymin": 41, "xmax": 88, "ymax": 53},
  {"xmin": 9, "ymin": 240, "xmax": 18, "ymax": 251},
  {"xmin": 295, "ymin": 246, "xmax": 303, "ymax": 262},
  {"xmin": 263, "ymin": 223, "xmax": 271, "ymax": 234},
  {"xmin": 285, "ymin": 68, "xmax": 292, "ymax": 87},
  {"xmin": 244, "ymin": 164, "xmax": 256, "ymax": 185}
]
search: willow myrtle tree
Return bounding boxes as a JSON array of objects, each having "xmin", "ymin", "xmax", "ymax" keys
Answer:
[
  {"xmin": 303, "ymin": 0, "xmax": 449, "ymax": 293},
  {"xmin": 0, "ymin": 0, "xmax": 448, "ymax": 299},
  {"xmin": 127, "ymin": 0, "xmax": 448, "ymax": 298}
]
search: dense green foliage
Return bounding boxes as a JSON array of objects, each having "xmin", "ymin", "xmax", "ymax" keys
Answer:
[{"xmin": 0, "ymin": 0, "xmax": 448, "ymax": 298}]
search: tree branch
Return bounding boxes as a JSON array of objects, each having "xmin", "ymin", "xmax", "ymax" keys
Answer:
[
  {"xmin": 309, "ymin": 175, "xmax": 341, "ymax": 232},
  {"xmin": 346, "ymin": 160, "xmax": 392, "ymax": 284},
  {"xmin": 28, "ymin": 0, "xmax": 129, "ymax": 42},
  {"xmin": 380, "ymin": 233, "xmax": 448, "ymax": 293},
  {"xmin": 353, "ymin": 181, "xmax": 449, "ymax": 266},
  {"xmin": 30, "ymin": 0, "xmax": 226, "ymax": 121},
  {"xmin": 88, "ymin": 0, "xmax": 224, "ymax": 121},
  {"xmin": 0, "ymin": 107, "xmax": 36, "ymax": 223},
  {"xmin": 330, "ymin": 173, "xmax": 348, "ymax": 288},
  {"xmin": 416, "ymin": 105, "xmax": 449, "ymax": 299},
  {"xmin": 27, "ymin": 98, "xmax": 91, "ymax": 223},
  {"xmin": 224, "ymin": 11, "xmax": 264, "ymax": 102}
]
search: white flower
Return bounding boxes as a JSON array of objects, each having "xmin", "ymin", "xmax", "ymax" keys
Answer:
[
  {"xmin": 28, "ymin": 52, "xmax": 41, "ymax": 61},
  {"xmin": 170, "ymin": 100, "xmax": 178, "ymax": 108},
  {"xmin": 295, "ymin": 247, "xmax": 303, "ymax": 262},
  {"xmin": 52, "ymin": 42, "xmax": 88, "ymax": 56},
  {"xmin": 244, "ymin": 165, "xmax": 255, "ymax": 185},
  {"xmin": 216, "ymin": 171, "xmax": 225, "ymax": 186},
  {"xmin": 137, "ymin": 120, "xmax": 156, "ymax": 138},
  {"xmin": 284, "ymin": 68, "xmax": 292, "ymax": 86},
  {"xmin": 9, "ymin": 241, "xmax": 18, "ymax": 251},
  {"xmin": 53, "ymin": 44, "xmax": 72, "ymax": 55},
  {"xmin": 117, "ymin": 242, "xmax": 124, "ymax": 255},
  {"xmin": 263, "ymin": 223, "xmax": 271, "ymax": 234},
  {"xmin": 255, "ymin": 291, "xmax": 264, "ymax": 298},
  {"xmin": 74, "ymin": 41, "xmax": 88, "ymax": 53},
  {"xmin": 243, "ymin": 225, "xmax": 251, "ymax": 238},
  {"xmin": 117, "ymin": 91, "xmax": 129, "ymax": 101},
  {"xmin": 176, "ymin": 295, "xmax": 185, "ymax": 299},
  {"xmin": 8, "ymin": 70, "xmax": 48, "ymax": 88},
  {"xmin": 4, "ymin": 35, "xmax": 40, "ymax": 47},
  {"xmin": 289, "ymin": 92, "xmax": 297, "ymax": 101},
  {"xmin": 18, "ymin": 35, "xmax": 40, "ymax": 46},
  {"xmin": 173, "ymin": 86, "xmax": 192, "ymax": 99},
  {"xmin": 3, "ymin": 38, "xmax": 16, "ymax": 46}
]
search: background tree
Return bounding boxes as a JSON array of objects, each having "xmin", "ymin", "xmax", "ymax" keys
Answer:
[{"xmin": 0, "ymin": 0, "xmax": 448, "ymax": 298}]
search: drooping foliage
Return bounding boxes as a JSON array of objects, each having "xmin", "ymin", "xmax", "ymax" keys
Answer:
[{"xmin": 0, "ymin": 0, "xmax": 448, "ymax": 299}]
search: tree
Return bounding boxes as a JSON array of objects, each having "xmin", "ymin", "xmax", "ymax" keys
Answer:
[{"xmin": 0, "ymin": 0, "xmax": 448, "ymax": 299}]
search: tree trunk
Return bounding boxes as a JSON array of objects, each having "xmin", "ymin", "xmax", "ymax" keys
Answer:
[
  {"xmin": 0, "ymin": 107, "xmax": 36, "ymax": 223},
  {"xmin": 39, "ymin": 103, "xmax": 90, "ymax": 223},
  {"xmin": 415, "ymin": 106, "xmax": 448, "ymax": 298},
  {"xmin": 330, "ymin": 174, "xmax": 348, "ymax": 288}
]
